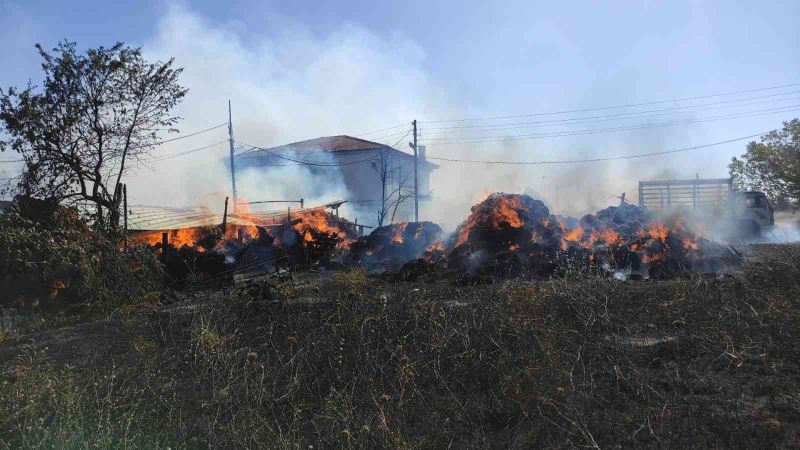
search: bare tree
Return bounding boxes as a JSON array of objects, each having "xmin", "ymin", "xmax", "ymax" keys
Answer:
[
  {"xmin": 0, "ymin": 41, "xmax": 187, "ymax": 228},
  {"xmin": 371, "ymin": 148, "xmax": 414, "ymax": 227}
]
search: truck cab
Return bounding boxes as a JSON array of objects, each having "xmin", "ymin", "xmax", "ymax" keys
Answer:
[{"xmin": 733, "ymin": 191, "xmax": 774, "ymax": 234}]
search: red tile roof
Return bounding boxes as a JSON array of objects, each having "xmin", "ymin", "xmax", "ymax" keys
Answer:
[{"xmin": 250, "ymin": 135, "xmax": 390, "ymax": 154}]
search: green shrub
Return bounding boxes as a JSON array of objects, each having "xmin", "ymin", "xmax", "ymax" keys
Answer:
[{"xmin": 0, "ymin": 203, "xmax": 162, "ymax": 312}]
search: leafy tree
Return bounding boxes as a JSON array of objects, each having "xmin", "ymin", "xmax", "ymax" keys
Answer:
[
  {"xmin": 729, "ymin": 118, "xmax": 800, "ymax": 208},
  {"xmin": 0, "ymin": 41, "xmax": 187, "ymax": 228}
]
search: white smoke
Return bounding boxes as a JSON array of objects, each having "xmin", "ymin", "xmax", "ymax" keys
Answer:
[
  {"xmin": 127, "ymin": 3, "xmax": 453, "ymax": 219},
  {"xmin": 123, "ymin": 3, "xmax": 747, "ymax": 233}
]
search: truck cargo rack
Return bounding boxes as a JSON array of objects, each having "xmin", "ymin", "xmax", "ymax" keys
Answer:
[{"xmin": 638, "ymin": 178, "xmax": 733, "ymax": 211}]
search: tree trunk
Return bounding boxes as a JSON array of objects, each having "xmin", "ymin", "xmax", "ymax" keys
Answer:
[{"xmin": 109, "ymin": 183, "xmax": 122, "ymax": 230}]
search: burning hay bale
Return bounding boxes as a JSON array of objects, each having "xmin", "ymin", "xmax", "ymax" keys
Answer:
[
  {"xmin": 445, "ymin": 193, "xmax": 568, "ymax": 278},
  {"xmin": 288, "ymin": 209, "xmax": 357, "ymax": 266},
  {"xmin": 570, "ymin": 203, "xmax": 740, "ymax": 279},
  {"xmin": 348, "ymin": 221, "xmax": 443, "ymax": 271},
  {"xmin": 127, "ymin": 194, "xmax": 739, "ymax": 284},
  {"xmin": 441, "ymin": 193, "xmax": 739, "ymax": 280}
]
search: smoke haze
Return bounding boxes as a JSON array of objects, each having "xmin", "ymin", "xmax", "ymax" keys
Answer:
[{"xmin": 15, "ymin": 3, "xmax": 786, "ymax": 232}]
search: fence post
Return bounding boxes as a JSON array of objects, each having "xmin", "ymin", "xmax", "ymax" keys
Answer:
[
  {"xmin": 222, "ymin": 196, "xmax": 229, "ymax": 235},
  {"xmin": 161, "ymin": 232, "xmax": 168, "ymax": 262}
]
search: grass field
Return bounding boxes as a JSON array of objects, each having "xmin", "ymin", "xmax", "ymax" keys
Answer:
[{"xmin": 0, "ymin": 244, "xmax": 798, "ymax": 448}]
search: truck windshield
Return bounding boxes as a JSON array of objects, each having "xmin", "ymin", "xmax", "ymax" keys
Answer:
[{"xmin": 743, "ymin": 195, "xmax": 766, "ymax": 207}]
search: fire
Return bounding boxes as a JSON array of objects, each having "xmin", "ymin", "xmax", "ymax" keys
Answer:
[
  {"xmin": 455, "ymin": 193, "xmax": 529, "ymax": 247},
  {"xmin": 598, "ymin": 228, "xmax": 619, "ymax": 243},
  {"xmin": 563, "ymin": 226, "xmax": 583, "ymax": 242},
  {"xmin": 648, "ymin": 224, "xmax": 669, "ymax": 241},
  {"xmin": 443, "ymin": 193, "xmax": 727, "ymax": 279},
  {"xmin": 682, "ymin": 239, "xmax": 701, "ymax": 250},
  {"xmin": 130, "ymin": 227, "xmax": 208, "ymax": 249},
  {"xmin": 426, "ymin": 241, "xmax": 445, "ymax": 254},
  {"xmin": 493, "ymin": 196, "xmax": 524, "ymax": 228},
  {"xmin": 290, "ymin": 208, "xmax": 357, "ymax": 248},
  {"xmin": 391, "ymin": 223, "xmax": 409, "ymax": 244}
]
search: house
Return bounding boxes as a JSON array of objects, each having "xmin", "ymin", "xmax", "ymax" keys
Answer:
[{"xmin": 235, "ymin": 135, "xmax": 438, "ymax": 226}]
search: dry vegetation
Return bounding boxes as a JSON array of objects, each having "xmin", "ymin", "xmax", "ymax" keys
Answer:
[{"xmin": 0, "ymin": 245, "xmax": 799, "ymax": 448}]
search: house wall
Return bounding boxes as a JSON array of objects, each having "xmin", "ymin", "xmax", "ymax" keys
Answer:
[{"xmin": 237, "ymin": 149, "xmax": 434, "ymax": 227}]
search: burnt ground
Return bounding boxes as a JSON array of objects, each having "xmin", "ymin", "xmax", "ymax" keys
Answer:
[{"xmin": 0, "ymin": 244, "xmax": 799, "ymax": 448}]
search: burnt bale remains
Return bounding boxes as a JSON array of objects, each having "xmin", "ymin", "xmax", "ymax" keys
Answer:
[{"xmin": 349, "ymin": 221, "xmax": 443, "ymax": 271}]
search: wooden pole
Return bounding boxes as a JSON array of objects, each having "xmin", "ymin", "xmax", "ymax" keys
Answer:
[
  {"xmin": 222, "ymin": 196, "xmax": 229, "ymax": 235},
  {"xmin": 161, "ymin": 232, "xmax": 168, "ymax": 262},
  {"xmin": 123, "ymin": 184, "xmax": 128, "ymax": 252}
]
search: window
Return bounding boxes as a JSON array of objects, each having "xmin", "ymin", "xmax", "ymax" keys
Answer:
[{"xmin": 743, "ymin": 195, "xmax": 766, "ymax": 208}]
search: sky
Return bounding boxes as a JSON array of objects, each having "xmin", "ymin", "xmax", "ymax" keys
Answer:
[{"xmin": 1, "ymin": 0, "xmax": 799, "ymax": 228}]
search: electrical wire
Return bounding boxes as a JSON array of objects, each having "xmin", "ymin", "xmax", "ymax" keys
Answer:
[
  {"xmin": 355, "ymin": 122, "xmax": 409, "ymax": 137},
  {"xmin": 150, "ymin": 123, "xmax": 228, "ymax": 145},
  {"xmin": 424, "ymin": 131, "xmax": 768, "ymax": 165},
  {"xmin": 151, "ymin": 140, "xmax": 229, "ymax": 161},
  {"xmin": 420, "ymin": 90, "xmax": 800, "ymax": 131},
  {"xmin": 421, "ymin": 82, "xmax": 800, "ymax": 123},
  {"xmin": 420, "ymin": 105, "xmax": 800, "ymax": 144},
  {"xmin": 366, "ymin": 127, "xmax": 414, "ymax": 142}
]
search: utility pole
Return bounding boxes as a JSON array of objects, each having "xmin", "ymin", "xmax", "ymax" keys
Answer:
[
  {"xmin": 412, "ymin": 120, "xmax": 419, "ymax": 222},
  {"xmin": 228, "ymin": 100, "xmax": 238, "ymax": 211}
]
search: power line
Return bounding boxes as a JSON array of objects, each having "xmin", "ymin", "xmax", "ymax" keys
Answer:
[
  {"xmin": 421, "ymin": 82, "xmax": 800, "ymax": 123},
  {"xmin": 151, "ymin": 123, "xmax": 228, "ymax": 145},
  {"xmin": 152, "ymin": 140, "xmax": 229, "ymax": 161},
  {"xmin": 388, "ymin": 129, "xmax": 412, "ymax": 148},
  {"xmin": 0, "ymin": 124, "xmax": 228, "ymax": 164},
  {"xmin": 425, "ymin": 131, "xmax": 768, "ymax": 165},
  {"xmin": 355, "ymin": 122, "xmax": 409, "ymax": 137},
  {"xmin": 420, "ymin": 90, "xmax": 800, "ymax": 131},
  {"xmin": 419, "ymin": 105, "xmax": 800, "ymax": 144},
  {"xmin": 367, "ymin": 128, "xmax": 414, "ymax": 142}
]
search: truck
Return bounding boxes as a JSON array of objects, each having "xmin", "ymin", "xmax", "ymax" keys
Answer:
[{"xmin": 638, "ymin": 178, "xmax": 774, "ymax": 235}]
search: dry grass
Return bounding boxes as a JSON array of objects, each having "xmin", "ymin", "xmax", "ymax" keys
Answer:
[{"xmin": 0, "ymin": 245, "xmax": 798, "ymax": 448}]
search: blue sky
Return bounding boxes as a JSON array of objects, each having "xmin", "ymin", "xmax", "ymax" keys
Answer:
[{"xmin": 2, "ymin": 0, "xmax": 799, "ymax": 222}]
